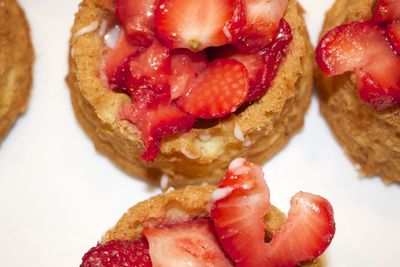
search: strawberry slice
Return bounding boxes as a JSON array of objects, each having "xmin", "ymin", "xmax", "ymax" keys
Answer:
[
  {"xmin": 211, "ymin": 20, "xmax": 292, "ymax": 103},
  {"xmin": 81, "ymin": 239, "xmax": 151, "ymax": 267},
  {"xmin": 120, "ymin": 104, "xmax": 195, "ymax": 161},
  {"xmin": 210, "ymin": 158, "xmax": 335, "ymax": 267},
  {"xmin": 143, "ymin": 219, "xmax": 233, "ymax": 267},
  {"xmin": 210, "ymin": 158, "xmax": 271, "ymax": 266},
  {"xmin": 316, "ymin": 22, "xmax": 400, "ymax": 109},
  {"xmin": 372, "ymin": 0, "xmax": 400, "ymax": 24},
  {"xmin": 177, "ymin": 58, "xmax": 249, "ymax": 119},
  {"xmin": 104, "ymin": 30, "xmax": 139, "ymax": 80},
  {"xmin": 233, "ymin": 0, "xmax": 288, "ymax": 52},
  {"xmin": 115, "ymin": 0, "xmax": 156, "ymax": 47},
  {"xmin": 169, "ymin": 49, "xmax": 208, "ymax": 100},
  {"xmin": 155, "ymin": 0, "xmax": 236, "ymax": 52},
  {"xmin": 387, "ymin": 21, "xmax": 400, "ymax": 55}
]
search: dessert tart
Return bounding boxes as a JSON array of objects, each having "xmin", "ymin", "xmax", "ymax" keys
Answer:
[
  {"xmin": 0, "ymin": 0, "xmax": 34, "ymax": 141},
  {"xmin": 67, "ymin": 0, "xmax": 313, "ymax": 187},
  {"xmin": 81, "ymin": 159, "xmax": 335, "ymax": 266},
  {"xmin": 315, "ymin": 0, "xmax": 400, "ymax": 183}
]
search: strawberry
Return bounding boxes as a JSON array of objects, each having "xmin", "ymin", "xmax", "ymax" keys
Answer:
[
  {"xmin": 177, "ymin": 58, "xmax": 249, "ymax": 119},
  {"xmin": 104, "ymin": 30, "xmax": 139, "ymax": 80},
  {"xmin": 316, "ymin": 22, "xmax": 400, "ymax": 109},
  {"xmin": 120, "ymin": 104, "xmax": 195, "ymax": 161},
  {"xmin": 212, "ymin": 20, "xmax": 292, "ymax": 103},
  {"xmin": 154, "ymin": 0, "xmax": 237, "ymax": 52},
  {"xmin": 210, "ymin": 158, "xmax": 335, "ymax": 267},
  {"xmin": 143, "ymin": 219, "xmax": 233, "ymax": 267},
  {"xmin": 81, "ymin": 239, "xmax": 151, "ymax": 267},
  {"xmin": 210, "ymin": 158, "xmax": 271, "ymax": 267},
  {"xmin": 169, "ymin": 49, "xmax": 208, "ymax": 100},
  {"xmin": 387, "ymin": 21, "xmax": 400, "ymax": 55},
  {"xmin": 372, "ymin": 0, "xmax": 400, "ymax": 24},
  {"xmin": 115, "ymin": 0, "xmax": 156, "ymax": 47},
  {"xmin": 233, "ymin": 0, "xmax": 288, "ymax": 52}
]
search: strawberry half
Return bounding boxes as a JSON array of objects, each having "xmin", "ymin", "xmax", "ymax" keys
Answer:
[
  {"xmin": 143, "ymin": 219, "xmax": 233, "ymax": 267},
  {"xmin": 169, "ymin": 49, "xmax": 208, "ymax": 100},
  {"xmin": 104, "ymin": 30, "xmax": 139, "ymax": 80},
  {"xmin": 372, "ymin": 0, "xmax": 400, "ymax": 24},
  {"xmin": 120, "ymin": 104, "xmax": 195, "ymax": 161},
  {"xmin": 211, "ymin": 159, "xmax": 335, "ymax": 267},
  {"xmin": 155, "ymin": 0, "xmax": 236, "ymax": 52},
  {"xmin": 316, "ymin": 22, "xmax": 400, "ymax": 109},
  {"xmin": 233, "ymin": 0, "xmax": 288, "ymax": 52},
  {"xmin": 177, "ymin": 58, "xmax": 249, "ymax": 119},
  {"xmin": 210, "ymin": 158, "xmax": 271, "ymax": 267},
  {"xmin": 81, "ymin": 239, "xmax": 151, "ymax": 267},
  {"xmin": 387, "ymin": 21, "xmax": 400, "ymax": 55},
  {"xmin": 115, "ymin": 0, "xmax": 156, "ymax": 47}
]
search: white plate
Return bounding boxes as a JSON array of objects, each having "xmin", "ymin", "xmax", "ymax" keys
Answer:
[{"xmin": 1, "ymin": 0, "xmax": 399, "ymax": 266}]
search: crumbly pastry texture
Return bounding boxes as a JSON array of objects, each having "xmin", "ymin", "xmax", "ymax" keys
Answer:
[
  {"xmin": 0, "ymin": 0, "xmax": 34, "ymax": 141},
  {"xmin": 67, "ymin": 0, "xmax": 313, "ymax": 187},
  {"xmin": 102, "ymin": 185, "xmax": 321, "ymax": 266},
  {"xmin": 315, "ymin": 0, "xmax": 400, "ymax": 183}
]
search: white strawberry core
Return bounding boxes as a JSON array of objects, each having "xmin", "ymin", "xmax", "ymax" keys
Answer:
[
  {"xmin": 229, "ymin": 158, "xmax": 251, "ymax": 175},
  {"xmin": 211, "ymin": 187, "xmax": 234, "ymax": 203}
]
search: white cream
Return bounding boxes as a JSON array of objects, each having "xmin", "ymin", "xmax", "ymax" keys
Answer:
[
  {"xmin": 229, "ymin": 158, "xmax": 250, "ymax": 175},
  {"xmin": 234, "ymin": 123, "xmax": 245, "ymax": 142},
  {"xmin": 199, "ymin": 134, "xmax": 211, "ymax": 142},
  {"xmin": 243, "ymin": 139, "xmax": 252, "ymax": 147},
  {"xmin": 104, "ymin": 24, "xmax": 121, "ymax": 49},
  {"xmin": 160, "ymin": 175, "xmax": 169, "ymax": 190},
  {"xmin": 75, "ymin": 21, "xmax": 99, "ymax": 39},
  {"xmin": 181, "ymin": 147, "xmax": 200, "ymax": 159},
  {"xmin": 98, "ymin": 20, "xmax": 108, "ymax": 36}
]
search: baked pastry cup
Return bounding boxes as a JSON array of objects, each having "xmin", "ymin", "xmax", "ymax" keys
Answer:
[
  {"xmin": 0, "ymin": 0, "xmax": 34, "ymax": 141},
  {"xmin": 67, "ymin": 0, "xmax": 313, "ymax": 187},
  {"xmin": 81, "ymin": 159, "xmax": 334, "ymax": 266},
  {"xmin": 315, "ymin": 0, "xmax": 400, "ymax": 183}
]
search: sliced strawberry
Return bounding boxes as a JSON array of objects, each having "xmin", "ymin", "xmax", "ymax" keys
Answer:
[
  {"xmin": 115, "ymin": 0, "xmax": 156, "ymax": 47},
  {"xmin": 81, "ymin": 239, "xmax": 151, "ymax": 267},
  {"xmin": 143, "ymin": 219, "xmax": 233, "ymax": 267},
  {"xmin": 210, "ymin": 159, "xmax": 335, "ymax": 267},
  {"xmin": 210, "ymin": 158, "xmax": 271, "ymax": 266},
  {"xmin": 120, "ymin": 104, "xmax": 195, "ymax": 161},
  {"xmin": 316, "ymin": 22, "xmax": 400, "ymax": 109},
  {"xmin": 233, "ymin": 0, "xmax": 288, "ymax": 52},
  {"xmin": 372, "ymin": 0, "xmax": 400, "ymax": 24},
  {"xmin": 104, "ymin": 30, "xmax": 139, "ymax": 80},
  {"xmin": 155, "ymin": 0, "xmax": 236, "ymax": 52},
  {"xmin": 177, "ymin": 58, "xmax": 249, "ymax": 119},
  {"xmin": 169, "ymin": 49, "xmax": 208, "ymax": 100},
  {"xmin": 263, "ymin": 192, "xmax": 335, "ymax": 266},
  {"xmin": 387, "ymin": 21, "xmax": 400, "ymax": 55}
]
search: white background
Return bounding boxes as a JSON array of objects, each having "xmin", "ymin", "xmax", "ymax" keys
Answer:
[{"xmin": 1, "ymin": 0, "xmax": 399, "ymax": 266}]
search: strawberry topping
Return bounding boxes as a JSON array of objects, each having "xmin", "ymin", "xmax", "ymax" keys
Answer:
[
  {"xmin": 143, "ymin": 219, "xmax": 233, "ymax": 267},
  {"xmin": 155, "ymin": 0, "xmax": 237, "ymax": 52},
  {"xmin": 120, "ymin": 104, "xmax": 195, "ymax": 161},
  {"xmin": 116, "ymin": 0, "xmax": 156, "ymax": 47},
  {"xmin": 210, "ymin": 158, "xmax": 335, "ymax": 267},
  {"xmin": 372, "ymin": 0, "xmax": 400, "ymax": 24},
  {"xmin": 316, "ymin": 22, "xmax": 400, "ymax": 109},
  {"xmin": 387, "ymin": 21, "xmax": 400, "ymax": 55},
  {"xmin": 177, "ymin": 58, "xmax": 249, "ymax": 119},
  {"xmin": 81, "ymin": 239, "xmax": 151, "ymax": 267},
  {"xmin": 234, "ymin": 0, "xmax": 288, "ymax": 52}
]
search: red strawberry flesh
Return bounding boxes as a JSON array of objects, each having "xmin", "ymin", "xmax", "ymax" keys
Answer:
[
  {"xmin": 372, "ymin": 0, "xmax": 400, "ymax": 24},
  {"xmin": 387, "ymin": 21, "xmax": 400, "ymax": 55},
  {"xmin": 316, "ymin": 22, "xmax": 400, "ymax": 109},
  {"xmin": 177, "ymin": 58, "xmax": 249, "ymax": 119},
  {"xmin": 81, "ymin": 239, "xmax": 151, "ymax": 267},
  {"xmin": 143, "ymin": 219, "xmax": 233, "ymax": 267},
  {"xmin": 155, "ymin": 0, "xmax": 236, "ymax": 52},
  {"xmin": 116, "ymin": 0, "xmax": 156, "ymax": 47}
]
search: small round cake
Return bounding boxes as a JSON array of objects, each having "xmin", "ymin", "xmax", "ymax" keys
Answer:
[
  {"xmin": 315, "ymin": 0, "xmax": 400, "ymax": 183},
  {"xmin": 0, "ymin": 0, "xmax": 34, "ymax": 141},
  {"xmin": 67, "ymin": 0, "xmax": 313, "ymax": 187}
]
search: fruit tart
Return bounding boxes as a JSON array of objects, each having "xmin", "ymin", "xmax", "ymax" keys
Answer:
[
  {"xmin": 81, "ymin": 159, "xmax": 335, "ymax": 267},
  {"xmin": 0, "ymin": 0, "xmax": 34, "ymax": 141},
  {"xmin": 315, "ymin": 0, "xmax": 400, "ymax": 183},
  {"xmin": 67, "ymin": 0, "xmax": 313, "ymax": 187}
]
